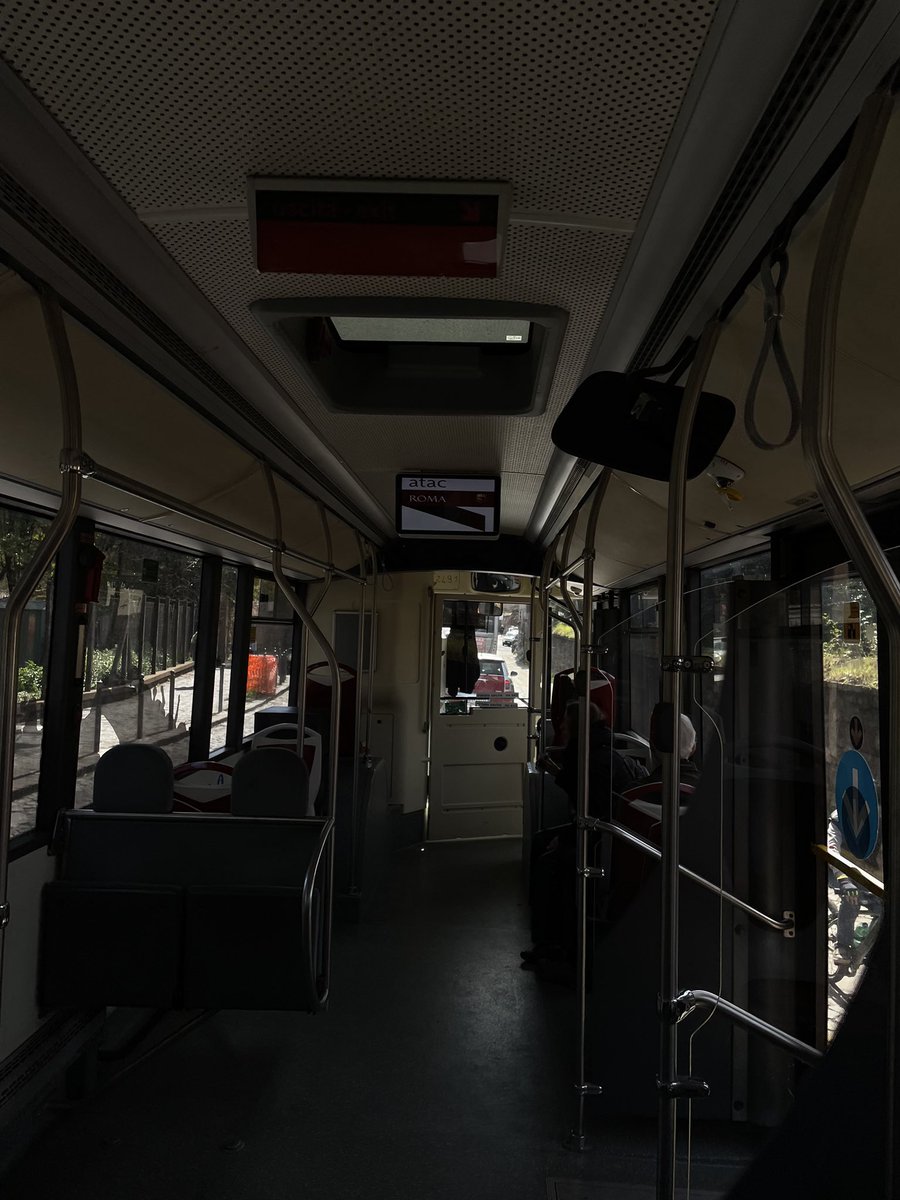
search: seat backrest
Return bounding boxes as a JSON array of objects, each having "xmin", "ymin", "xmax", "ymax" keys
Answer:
[
  {"xmin": 231, "ymin": 746, "xmax": 309, "ymax": 817},
  {"xmin": 93, "ymin": 743, "xmax": 174, "ymax": 813},
  {"xmin": 618, "ymin": 780, "xmax": 695, "ymax": 838}
]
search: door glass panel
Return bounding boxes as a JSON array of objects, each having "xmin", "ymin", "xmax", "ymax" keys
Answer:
[{"xmin": 821, "ymin": 567, "xmax": 883, "ymax": 1041}]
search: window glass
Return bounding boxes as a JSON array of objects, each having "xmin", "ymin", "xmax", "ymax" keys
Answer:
[
  {"xmin": 627, "ymin": 585, "xmax": 659, "ymax": 738},
  {"xmin": 821, "ymin": 567, "xmax": 882, "ymax": 1042},
  {"xmin": 75, "ymin": 533, "xmax": 202, "ymax": 805},
  {"xmin": 698, "ymin": 550, "xmax": 771, "ymax": 711},
  {"xmin": 1, "ymin": 505, "xmax": 53, "ymax": 839},
  {"xmin": 549, "ymin": 610, "xmax": 577, "ymax": 681},
  {"xmin": 241, "ymin": 574, "xmax": 296, "ymax": 738},
  {"xmin": 209, "ymin": 564, "xmax": 237, "ymax": 753},
  {"xmin": 438, "ymin": 598, "xmax": 530, "ymax": 713}
]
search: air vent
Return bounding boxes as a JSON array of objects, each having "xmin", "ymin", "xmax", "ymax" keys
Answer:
[{"xmin": 630, "ymin": 0, "xmax": 877, "ymax": 369}]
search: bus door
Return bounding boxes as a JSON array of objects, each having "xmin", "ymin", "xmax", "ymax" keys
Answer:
[{"xmin": 427, "ymin": 598, "xmax": 528, "ymax": 841}]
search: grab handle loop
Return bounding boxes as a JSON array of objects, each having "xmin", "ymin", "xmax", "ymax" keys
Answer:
[{"xmin": 743, "ymin": 248, "xmax": 802, "ymax": 451}]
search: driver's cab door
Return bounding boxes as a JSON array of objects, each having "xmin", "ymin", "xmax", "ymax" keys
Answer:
[{"xmin": 427, "ymin": 590, "xmax": 529, "ymax": 841}]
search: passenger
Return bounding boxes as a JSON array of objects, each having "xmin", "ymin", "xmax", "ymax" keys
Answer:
[
  {"xmin": 522, "ymin": 701, "xmax": 635, "ymax": 980},
  {"xmin": 640, "ymin": 712, "xmax": 700, "ymax": 787},
  {"xmin": 827, "ymin": 807, "xmax": 860, "ymax": 967}
]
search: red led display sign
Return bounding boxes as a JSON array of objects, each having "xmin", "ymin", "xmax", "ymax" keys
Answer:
[{"xmin": 250, "ymin": 181, "xmax": 506, "ymax": 278}]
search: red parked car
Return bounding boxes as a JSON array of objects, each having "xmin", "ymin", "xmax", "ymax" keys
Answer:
[{"xmin": 473, "ymin": 657, "xmax": 515, "ymax": 696}]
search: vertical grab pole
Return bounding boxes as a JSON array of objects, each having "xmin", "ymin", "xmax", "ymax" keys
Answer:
[
  {"xmin": 0, "ymin": 290, "xmax": 84, "ymax": 1002},
  {"xmin": 799, "ymin": 83, "xmax": 900, "ymax": 1200},
  {"xmin": 561, "ymin": 519, "xmax": 583, "ymax": 662},
  {"xmin": 538, "ymin": 543, "xmax": 555, "ymax": 754},
  {"xmin": 364, "ymin": 539, "xmax": 377, "ymax": 755},
  {"xmin": 571, "ymin": 468, "xmax": 611, "ymax": 1148},
  {"xmin": 264, "ymin": 466, "xmax": 341, "ymax": 1002},
  {"xmin": 656, "ymin": 317, "xmax": 721, "ymax": 1200},
  {"xmin": 350, "ymin": 532, "xmax": 368, "ymax": 891}
]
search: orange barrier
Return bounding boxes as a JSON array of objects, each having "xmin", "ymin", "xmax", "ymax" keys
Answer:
[{"xmin": 247, "ymin": 653, "xmax": 278, "ymax": 697}]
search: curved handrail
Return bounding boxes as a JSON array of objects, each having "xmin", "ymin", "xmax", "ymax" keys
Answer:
[
  {"xmin": 302, "ymin": 816, "xmax": 334, "ymax": 1009},
  {"xmin": 676, "ymin": 989, "xmax": 822, "ymax": 1066},
  {"xmin": 582, "ymin": 815, "xmax": 794, "ymax": 934}
]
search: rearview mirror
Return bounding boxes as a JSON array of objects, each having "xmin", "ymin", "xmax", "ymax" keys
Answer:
[{"xmin": 551, "ymin": 372, "xmax": 734, "ymax": 481}]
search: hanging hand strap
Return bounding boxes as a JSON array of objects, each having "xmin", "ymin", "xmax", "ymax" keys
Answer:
[{"xmin": 743, "ymin": 249, "xmax": 802, "ymax": 450}]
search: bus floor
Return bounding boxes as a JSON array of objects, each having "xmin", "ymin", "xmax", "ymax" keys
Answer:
[{"xmin": 0, "ymin": 839, "xmax": 760, "ymax": 1199}]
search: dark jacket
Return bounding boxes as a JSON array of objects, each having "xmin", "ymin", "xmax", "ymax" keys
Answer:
[
  {"xmin": 642, "ymin": 758, "xmax": 701, "ymax": 788},
  {"xmin": 555, "ymin": 723, "xmax": 636, "ymax": 820}
]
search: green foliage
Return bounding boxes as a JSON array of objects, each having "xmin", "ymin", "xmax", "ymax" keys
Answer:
[
  {"xmin": 17, "ymin": 659, "xmax": 44, "ymax": 700},
  {"xmin": 552, "ymin": 621, "xmax": 575, "ymax": 638},
  {"xmin": 87, "ymin": 646, "xmax": 154, "ymax": 689},
  {"xmin": 0, "ymin": 509, "xmax": 52, "ymax": 598},
  {"xmin": 821, "ymin": 610, "xmax": 878, "ymax": 688}
]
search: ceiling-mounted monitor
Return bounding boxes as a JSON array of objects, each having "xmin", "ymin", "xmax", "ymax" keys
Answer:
[
  {"xmin": 396, "ymin": 475, "xmax": 500, "ymax": 538},
  {"xmin": 248, "ymin": 178, "xmax": 511, "ymax": 278}
]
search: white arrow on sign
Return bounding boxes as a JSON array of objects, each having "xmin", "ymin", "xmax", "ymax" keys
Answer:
[{"xmin": 845, "ymin": 767, "xmax": 869, "ymax": 838}]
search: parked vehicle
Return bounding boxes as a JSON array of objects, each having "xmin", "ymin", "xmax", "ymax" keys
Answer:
[{"xmin": 473, "ymin": 658, "xmax": 515, "ymax": 696}]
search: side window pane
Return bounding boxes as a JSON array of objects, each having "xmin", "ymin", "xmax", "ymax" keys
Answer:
[
  {"xmin": 698, "ymin": 550, "xmax": 771, "ymax": 712},
  {"xmin": 75, "ymin": 533, "xmax": 201, "ymax": 805},
  {"xmin": 627, "ymin": 586, "xmax": 659, "ymax": 738},
  {"xmin": 1, "ymin": 506, "xmax": 52, "ymax": 839},
  {"xmin": 209, "ymin": 565, "xmax": 237, "ymax": 754},
  {"xmin": 235, "ymin": 574, "xmax": 297, "ymax": 741}
]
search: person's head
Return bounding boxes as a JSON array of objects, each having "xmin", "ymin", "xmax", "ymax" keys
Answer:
[
  {"xmin": 563, "ymin": 700, "xmax": 603, "ymax": 740},
  {"xmin": 678, "ymin": 714, "xmax": 697, "ymax": 760},
  {"xmin": 649, "ymin": 710, "xmax": 697, "ymax": 761}
]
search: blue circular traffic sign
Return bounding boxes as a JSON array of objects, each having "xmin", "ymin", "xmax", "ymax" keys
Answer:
[{"xmin": 835, "ymin": 750, "xmax": 879, "ymax": 860}]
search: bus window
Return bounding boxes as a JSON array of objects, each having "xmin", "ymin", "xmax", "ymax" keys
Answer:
[
  {"xmin": 1, "ymin": 503, "xmax": 53, "ymax": 839},
  {"xmin": 74, "ymin": 532, "xmax": 201, "ymax": 806}
]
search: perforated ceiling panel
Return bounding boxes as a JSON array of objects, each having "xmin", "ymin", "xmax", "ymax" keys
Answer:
[
  {"xmin": 149, "ymin": 217, "xmax": 630, "ymax": 521},
  {"xmin": 0, "ymin": 0, "xmax": 719, "ymax": 535}
]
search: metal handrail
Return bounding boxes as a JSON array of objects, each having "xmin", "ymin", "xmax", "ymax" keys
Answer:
[
  {"xmin": 582, "ymin": 816, "xmax": 794, "ymax": 933},
  {"xmin": 813, "ymin": 843, "xmax": 885, "ymax": 899},
  {"xmin": 86, "ymin": 460, "xmax": 363, "ymax": 583},
  {"xmin": 0, "ymin": 291, "xmax": 84, "ymax": 997},
  {"xmin": 676, "ymin": 989, "xmax": 822, "ymax": 1067},
  {"xmin": 264, "ymin": 465, "xmax": 341, "ymax": 1004},
  {"xmin": 656, "ymin": 317, "xmax": 722, "ymax": 1200},
  {"xmin": 546, "ymin": 555, "xmax": 587, "ymax": 591},
  {"xmin": 572, "ymin": 469, "xmax": 612, "ymax": 1148},
  {"xmin": 302, "ymin": 816, "xmax": 335, "ymax": 1009}
]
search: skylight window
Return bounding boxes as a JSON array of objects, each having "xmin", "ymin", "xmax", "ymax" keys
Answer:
[{"xmin": 330, "ymin": 317, "xmax": 531, "ymax": 345}]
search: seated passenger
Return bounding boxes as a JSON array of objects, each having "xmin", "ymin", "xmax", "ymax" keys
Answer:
[
  {"xmin": 522, "ymin": 702, "xmax": 636, "ymax": 980},
  {"xmin": 638, "ymin": 712, "xmax": 700, "ymax": 788}
]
